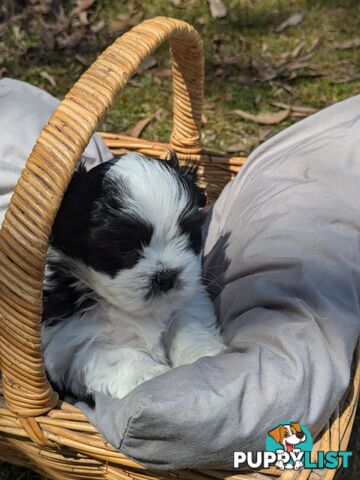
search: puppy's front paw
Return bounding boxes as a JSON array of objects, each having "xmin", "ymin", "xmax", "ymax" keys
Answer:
[
  {"xmin": 171, "ymin": 335, "xmax": 226, "ymax": 367},
  {"xmin": 189, "ymin": 338, "xmax": 227, "ymax": 362},
  {"xmin": 207, "ymin": 337, "xmax": 227, "ymax": 355},
  {"xmin": 140, "ymin": 364, "xmax": 172, "ymax": 383},
  {"xmin": 109, "ymin": 364, "xmax": 171, "ymax": 400}
]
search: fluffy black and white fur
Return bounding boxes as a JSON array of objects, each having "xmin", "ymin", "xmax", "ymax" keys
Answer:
[{"xmin": 42, "ymin": 152, "xmax": 225, "ymax": 401}]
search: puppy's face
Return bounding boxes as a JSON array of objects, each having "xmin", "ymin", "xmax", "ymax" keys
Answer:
[{"xmin": 50, "ymin": 153, "xmax": 206, "ymax": 315}]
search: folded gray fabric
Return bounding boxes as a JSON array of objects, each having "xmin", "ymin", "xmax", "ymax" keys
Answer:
[
  {"xmin": 78, "ymin": 96, "xmax": 360, "ymax": 470},
  {"xmin": 0, "ymin": 78, "xmax": 112, "ymax": 228}
]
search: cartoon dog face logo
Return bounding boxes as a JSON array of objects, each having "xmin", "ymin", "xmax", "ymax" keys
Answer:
[{"xmin": 268, "ymin": 422, "xmax": 306, "ymax": 453}]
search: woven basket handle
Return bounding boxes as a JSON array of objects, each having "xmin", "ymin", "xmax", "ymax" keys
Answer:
[{"xmin": 0, "ymin": 17, "xmax": 204, "ymax": 417}]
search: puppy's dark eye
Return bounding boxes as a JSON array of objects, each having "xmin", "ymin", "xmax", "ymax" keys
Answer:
[
  {"xmin": 89, "ymin": 217, "xmax": 153, "ymax": 276},
  {"xmin": 116, "ymin": 219, "xmax": 153, "ymax": 254},
  {"xmin": 118, "ymin": 250, "xmax": 142, "ymax": 270},
  {"xmin": 180, "ymin": 211, "xmax": 205, "ymax": 254},
  {"xmin": 198, "ymin": 191, "xmax": 207, "ymax": 208},
  {"xmin": 90, "ymin": 248, "xmax": 142, "ymax": 276}
]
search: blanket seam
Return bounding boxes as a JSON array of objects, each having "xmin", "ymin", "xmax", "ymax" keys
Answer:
[{"xmin": 118, "ymin": 405, "xmax": 144, "ymax": 450}]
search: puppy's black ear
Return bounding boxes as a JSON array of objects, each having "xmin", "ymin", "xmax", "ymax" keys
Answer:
[
  {"xmin": 179, "ymin": 162, "xmax": 207, "ymax": 208},
  {"xmin": 166, "ymin": 149, "xmax": 180, "ymax": 169},
  {"xmin": 50, "ymin": 162, "xmax": 95, "ymax": 256}
]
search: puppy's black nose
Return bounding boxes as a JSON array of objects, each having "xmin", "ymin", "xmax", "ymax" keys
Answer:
[
  {"xmin": 296, "ymin": 432, "xmax": 304, "ymax": 440},
  {"xmin": 153, "ymin": 269, "xmax": 179, "ymax": 293}
]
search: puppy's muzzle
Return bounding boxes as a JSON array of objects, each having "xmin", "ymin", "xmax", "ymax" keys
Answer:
[{"xmin": 153, "ymin": 268, "xmax": 180, "ymax": 293}]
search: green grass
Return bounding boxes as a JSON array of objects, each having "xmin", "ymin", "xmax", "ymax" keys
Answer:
[
  {"xmin": 2, "ymin": 0, "xmax": 359, "ymax": 154},
  {"xmin": 0, "ymin": 0, "xmax": 359, "ymax": 478}
]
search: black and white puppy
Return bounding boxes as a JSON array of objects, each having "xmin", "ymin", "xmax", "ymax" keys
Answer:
[{"xmin": 42, "ymin": 152, "xmax": 225, "ymax": 401}]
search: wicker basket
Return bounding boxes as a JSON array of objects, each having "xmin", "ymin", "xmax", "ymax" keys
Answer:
[{"xmin": 0, "ymin": 16, "xmax": 358, "ymax": 480}]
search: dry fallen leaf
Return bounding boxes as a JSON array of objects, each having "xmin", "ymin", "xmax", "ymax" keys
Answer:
[
  {"xmin": 137, "ymin": 55, "xmax": 158, "ymax": 73},
  {"xmin": 288, "ymin": 70, "xmax": 325, "ymax": 80},
  {"xmin": 170, "ymin": 0, "xmax": 183, "ymax": 5},
  {"xmin": 291, "ymin": 41, "xmax": 305, "ymax": 58},
  {"xmin": 91, "ymin": 20, "xmax": 105, "ymax": 33},
  {"xmin": 156, "ymin": 68, "xmax": 172, "ymax": 77},
  {"xmin": 57, "ymin": 32, "xmax": 82, "ymax": 49},
  {"xmin": 78, "ymin": 11, "xmax": 88, "ymax": 25},
  {"xmin": 31, "ymin": 1, "xmax": 52, "ymax": 14},
  {"xmin": 227, "ymin": 143, "xmax": 248, "ymax": 154},
  {"xmin": 329, "ymin": 74, "xmax": 360, "ymax": 84},
  {"xmin": 232, "ymin": 108, "xmax": 290, "ymax": 125},
  {"xmin": 334, "ymin": 38, "xmax": 360, "ymax": 49},
  {"xmin": 215, "ymin": 56, "xmax": 238, "ymax": 76},
  {"xmin": 280, "ymin": 51, "xmax": 291, "ymax": 62},
  {"xmin": 70, "ymin": 0, "xmax": 95, "ymax": 17},
  {"xmin": 246, "ymin": 58, "xmax": 278, "ymax": 82},
  {"xmin": 269, "ymin": 101, "xmax": 317, "ymax": 114},
  {"xmin": 255, "ymin": 94, "xmax": 262, "ymax": 106},
  {"xmin": 40, "ymin": 71, "xmax": 57, "ymax": 87},
  {"xmin": 130, "ymin": 115, "xmax": 156, "ymax": 138},
  {"xmin": 129, "ymin": 110, "xmax": 161, "ymax": 138},
  {"xmin": 275, "ymin": 12, "xmax": 304, "ymax": 33},
  {"xmin": 204, "ymin": 130, "xmax": 217, "ymax": 143},
  {"xmin": 75, "ymin": 54, "xmax": 88, "ymax": 66},
  {"xmin": 308, "ymin": 37, "xmax": 321, "ymax": 52},
  {"xmin": 108, "ymin": 11, "xmax": 143, "ymax": 33},
  {"xmin": 207, "ymin": 0, "xmax": 227, "ymax": 19},
  {"xmin": 259, "ymin": 128, "xmax": 274, "ymax": 143},
  {"xmin": 273, "ymin": 82, "xmax": 294, "ymax": 95},
  {"xmin": 12, "ymin": 25, "xmax": 23, "ymax": 41},
  {"xmin": 291, "ymin": 112, "xmax": 313, "ymax": 119},
  {"xmin": 71, "ymin": 0, "xmax": 96, "ymax": 17}
]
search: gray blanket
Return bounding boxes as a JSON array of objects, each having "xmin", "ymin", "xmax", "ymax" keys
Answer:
[
  {"xmin": 0, "ymin": 78, "xmax": 359, "ymax": 471},
  {"xmin": 0, "ymin": 78, "xmax": 112, "ymax": 228}
]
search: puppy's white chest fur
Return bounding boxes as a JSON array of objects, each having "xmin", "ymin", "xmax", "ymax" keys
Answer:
[
  {"xmin": 43, "ymin": 285, "xmax": 223, "ymax": 400},
  {"xmin": 43, "ymin": 304, "xmax": 169, "ymax": 376},
  {"xmin": 105, "ymin": 306, "xmax": 170, "ymax": 363}
]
